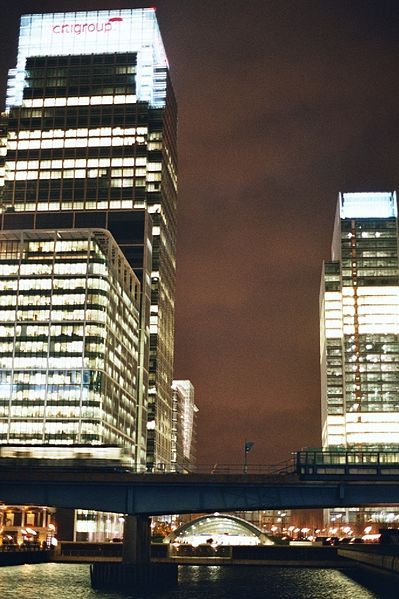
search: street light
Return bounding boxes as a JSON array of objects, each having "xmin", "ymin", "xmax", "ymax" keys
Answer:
[{"xmin": 243, "ymin": 440, "xmax": 254, "ymax": 473}]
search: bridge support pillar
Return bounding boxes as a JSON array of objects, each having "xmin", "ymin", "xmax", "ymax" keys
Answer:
[
  {"xmin": 91, "ymin": 515, "xmax": 178, "ymax": 591},
  {"xmin": 122, "ymin": 515, "xmax": 151, "ymax": 563}
]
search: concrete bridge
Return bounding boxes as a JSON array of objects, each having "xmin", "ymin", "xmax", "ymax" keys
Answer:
[
  {"xmin": 2, "ymin": 456, "xmax": 399, "ymax": 589},
  {"xmin": 1, "ymin": 466, "xmax": 399, "ymax": 515}
]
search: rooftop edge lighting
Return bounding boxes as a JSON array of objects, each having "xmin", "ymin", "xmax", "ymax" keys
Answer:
[
  {"xmin": 6, "ymin": 8, "xmax": 168, "ymax": 111},
  {"xmin": 339, "ymin": 192, "xmax": 397, "ymax": 219}
]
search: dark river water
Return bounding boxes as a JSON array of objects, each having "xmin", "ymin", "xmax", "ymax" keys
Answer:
[{"xmin": 0, "ymin": 563, "xmax": 398, "ymax": 599}]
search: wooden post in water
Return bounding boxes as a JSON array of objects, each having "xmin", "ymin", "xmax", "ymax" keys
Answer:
[{"xmin": 122, "ymin": 515, "xmax": 151, "ymax": 563}]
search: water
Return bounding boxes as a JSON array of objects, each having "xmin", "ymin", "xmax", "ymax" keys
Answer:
[{"xmin": 0, "ymin": 563, "xmax": 398, "ymax": 599}]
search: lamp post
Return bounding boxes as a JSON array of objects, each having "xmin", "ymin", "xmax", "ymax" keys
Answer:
[{"xmin": 243, "ymin": 440, "xmax": 254, "ymax": 473}]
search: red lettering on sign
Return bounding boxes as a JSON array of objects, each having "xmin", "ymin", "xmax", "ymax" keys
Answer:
[{"xmin": 52, "ymin": 17, "xmax": 123, "ymax": 35}]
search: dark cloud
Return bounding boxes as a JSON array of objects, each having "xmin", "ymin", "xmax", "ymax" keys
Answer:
[{"xmin": 1, "ymin": 0, "xmax": 399, "ymax": 465}]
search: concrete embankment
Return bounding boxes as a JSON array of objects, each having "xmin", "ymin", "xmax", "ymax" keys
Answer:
[
  {"xmin": 52, "ymin": 541, "xmax": 122, "ymax": 563},
  {"xmin": 157, "ymin": 544, "xmax": 353, "ymax": 567},
  {"xmin": 338, "ymin": 545, "xmax": 399, "ymax": 576},
  {"xmin": 54, "ymin": 542, "xmax": 351, "ymax": 567}
]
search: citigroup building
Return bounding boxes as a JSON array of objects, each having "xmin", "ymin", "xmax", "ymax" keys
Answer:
[{"xmin": 0, "ymin": 8, "xmax": 178, "ymax": 476}]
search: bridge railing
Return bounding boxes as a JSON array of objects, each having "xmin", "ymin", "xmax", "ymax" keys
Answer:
[
  {"xmin": 153, "ymin": 458, "xmax": 297, "ymax": 475},
  {"xmin": 0, "ymin": 457, "xmax": 297, "ymax": 476}
]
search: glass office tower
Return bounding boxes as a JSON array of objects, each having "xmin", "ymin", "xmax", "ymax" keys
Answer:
[
  {"xmin": 0, "ymin": 228, "xmax": 140, "ymax": 449},
  {"xmin": 320, "ymin": 192, "xmax": 399, "ymax": 447},
  {"xmin": 1, "ymin": 9, "xmax": 177, "ymax": 468},
  {"xmin": 171, "ymin": 380, "xmax": 198, "ymax": 472}
]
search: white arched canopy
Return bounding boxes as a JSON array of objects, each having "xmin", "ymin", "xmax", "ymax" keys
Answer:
[{"xmin": 165, "ymin": 514, "xmax": 274, "ymax": 546}]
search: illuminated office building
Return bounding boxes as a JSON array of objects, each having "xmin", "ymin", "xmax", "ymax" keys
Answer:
[
  {"xmin": 171, "ymin": 380, "xmax": 198, "ymax": 472},
  {"xmin": 0, "ymin": 228, "xmax": 140, "ymax": 448},
  {"xmin": 1, "ymin": 8, "xmax": 177, "ymax": 468},
  {"xmin": 320, "ymin": 191, "xmax": 399, "ymax": 531},
  {"xmin": 320, "ymin": 192, "xmax": 399, "ymax": 448},
  {"xmin": 0, "ymin": 208, "xmax": 153, "ymax": 466}
]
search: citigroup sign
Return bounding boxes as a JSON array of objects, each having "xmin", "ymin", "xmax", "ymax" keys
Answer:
[{"xmin": 52, "ymin": 16, "xmax": 123, "ymax": 35}]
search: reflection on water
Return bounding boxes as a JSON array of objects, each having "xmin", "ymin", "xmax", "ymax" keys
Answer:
[{"xmin": 0, "ymin": 563, "xmax": 398, "ymax": 599}]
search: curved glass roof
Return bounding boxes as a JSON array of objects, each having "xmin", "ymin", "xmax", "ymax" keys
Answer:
[{"xmin": 165, "ymin": 514, "xmax": 273, "ymax": 546}]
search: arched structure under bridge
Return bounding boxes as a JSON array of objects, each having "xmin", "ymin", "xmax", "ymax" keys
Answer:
[{"xmin": 164, "ymin": 514, "xmax": 274, "ymax": 546}]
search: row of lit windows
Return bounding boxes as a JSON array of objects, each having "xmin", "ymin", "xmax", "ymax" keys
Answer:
[
  {"xmin": 10, "ymin": 166, "xmax": 145, "ymax": 177},
  {"xmin": 0, "ymin": 340, "xmax": 86, "ymax": 352},
  {"xmin": 7, "ymin": 136, "xmax": 144, "ymax": 151},
  {"xmin": 0, "ymin": 407, "xmax": 103, "ymax": 419},
  {"xmin": 0, "ymin": 325, "xmax": 104, "ymax": 338},
  {"xmin": 0, "ymin": 263, "xmax": 107, "ymax": 276},
  {"xmin": 27, "ymin": 70, "xmax": 135, "ymax": 87},
  {"xmin": 26, "ymin": 78, "xmax": 134, "ymax": 89},
  {"xmin": 21, "ymin": 95, "xmax": 137, "ymax": 108},
  {"xmin": 0, "ymin": 393, "xmax": 99, "ymax": 404},
  {"xmin": 342, "ymin": 231, "xmax": 396, "ymax": 240},
  {"xmin": 342, "ymin": 258, "xmax": 398, "ymax": 267},
  {"xmin": 344, "ymin": 343, "xmax": 399, "ymax": 352},
  {"xmin": 343, "ymin": 361, "xmax": 399, "ymax": 372},
  {"xmin": 0, "ymin": 309, "xmax": 108, "ymax": 322},
  {"xmin": 1, "ymin": 340, "xmax": 108, "ymax": 354},
  {"xmin": 7, "ymin": 169, "xmax": 162, "ymax": 182},
  {"xmin": 0, "ymin": 421, "xmax": 102, "ymax": 433},
  {"xmin": 0, "ymin": 244, "xmax": 88, "ymax": 260},
  {"xmin": 7, "ymin": 158, "xmax": 158, "ymax": 171},
  {"xmin": 0, "ymin": 317, "xmax": 138, "ymax": 350},
  {"xmin": 29, "ymin": 240, "xmax": 90, "ymax": 253},
  {"xmin": 328, "ymin": 384, "xmax": 399, "ymax": 394},
  {"xmin": 28, "ymin": 62, "xmax": 135, "ymax": 75},
  {"xmin": 343, "ymin": 356, "xmax": 399, "ymax": 367},
  {"xmin": 0, "ymin": 369, "xmax": 97, "ymax": 383},
  {"xmin": 0, "ymin": 279, "xmax": 109, "ymax": 294},
  {"xmin": 345, "ymin": 340, "xmax": 399, "ymax": 351},
  {"xmin": 326, "ymin": 407, "xmax": 399, "ymax": 417},
  {"xmin": 0, "ymin": 397, "xmax": 102, "ymax": 407},
  {"xmin": 1, "ymin": 436, "xmax": 129, "ymax": 447},
  {"xmin": 10, "ymin": 126, "xmax": 147, "ymax": 140},
  {"xmin": 342, "ymin": 268, "xmax": 397, "ymax": 277},
  {"xmin": 0, "ymin": 294, "xmax": 108, "ymax": 307},
  {"xmin": 1, "ymin": 363, "xmax": 135, "ymax": 390},
  {"xmin": 356, "ymin": 251, "xmax": 398, "ymax": 259},
  {"xmin": 6, "ymin": 156, "xmax": 148, "ymax": 169},
  {"xmin": 11, "ymin": 201, "xmax": 138, "ymax": 211},
  {"xmin": 0, "ymin": 356, "xmax": 104, "ymax": 368}
]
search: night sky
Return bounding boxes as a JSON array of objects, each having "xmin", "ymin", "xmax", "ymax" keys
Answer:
[{"xmin": 1, "ymin": 0, "xmax": 399, "ymax": 466}]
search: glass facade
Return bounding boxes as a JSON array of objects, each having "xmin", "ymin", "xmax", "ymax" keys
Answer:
[
  {"xmin": 320, "ymin": 191, "xmax": 399, "ymax": 447},
  {"xmin": 74, "ymin": 510, "xmax": 124, "ymax": 543},
  {"xmin": 1, "ymin": 8, "xmax": 177, "ymax": 468},
  {"xmin": 0, "ymin": 228, "xmax": 140, "ymax": 450},
  {"xmin": 7, "ymin": 9, "xmax": 168, "ymax": 110},
  {"xmin": 0, "ymin": 209, "xmax": 153, "ymax": 466},
  {"xmin": 171, "ymin": 380, "xmax": 198, "ymax": 472}
]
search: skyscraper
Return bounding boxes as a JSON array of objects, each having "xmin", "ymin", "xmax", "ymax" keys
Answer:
[
  {"xmin": 0, "ymin": 228, "xmax": 141, "ymax": 450},
  {"xmin": 171, "ymin": 380, "xmax": 198, "ymax": 472},
  {"xmin": 0, "ymin": 8, "xmax": 177, "ymax": 469},
  {"xmin": 320, "ymin": 192, "xmax": 399, "ymax": 448}
]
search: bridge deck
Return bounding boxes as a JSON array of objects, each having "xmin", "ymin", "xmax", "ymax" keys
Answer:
[{"xmin": 1, "ymin": 465, "xmax": 399, "ymax": 514}]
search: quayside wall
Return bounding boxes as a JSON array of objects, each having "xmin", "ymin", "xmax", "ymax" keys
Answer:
[
  {"xmin": 0, "ymin": 548, "xmax": 50, "ymax": 567},
  {"xmin": 338, "ymin": 545, "xmax": 399, "ymax": 576}
]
